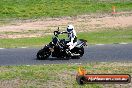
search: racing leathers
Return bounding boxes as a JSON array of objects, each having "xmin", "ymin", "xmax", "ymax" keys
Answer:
[{"xmin": 66, "ymin": 29, "xmax": 77, "ymax": 50}]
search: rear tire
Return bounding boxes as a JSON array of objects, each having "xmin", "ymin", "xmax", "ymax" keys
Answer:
[
  {"xmin": 79, "ymin": 47, "xmax": 84, "ymax": 57},
  {"xmin": 70, "ymin": 47, "xmax": 84, "ymax": 59}
]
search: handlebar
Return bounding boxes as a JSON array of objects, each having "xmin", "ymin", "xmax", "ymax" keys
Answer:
[{"xmin": 54, "ymin": 30, "xmax": 68, "ymax": 37}]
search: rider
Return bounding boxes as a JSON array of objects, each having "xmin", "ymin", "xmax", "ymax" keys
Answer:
[
  {"xmin": 66, "ymin": 24, "xmax": 77, "ymax": 50},
  {"xmin": 60, "ymin": 24, "xmax": 77, "ymax": 50}
]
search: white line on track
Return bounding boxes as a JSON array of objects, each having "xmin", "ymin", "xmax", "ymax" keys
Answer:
[
  {"xmin": 20, "ymin": 47, "xmax": 27, "ymax": 48},
  {"xmin": 120, "ymin": 43, "xmax": 128, "ymax": 45},
  {"xmin": 26, "ymin": 65, "xmax": 30, "ymax": 66},
  {"xmin": 74, "ymin": 63, "xmax": 82, "ymax": 65},
  {"xmin": 96, "ymin": 44, "xmax": 105, "ymax": 46},
  {"xmin": 0, "ymin": 43, "xmax": 129, "ymax": 50},
  {"xmin": 0, "ymin": 48, "xmax": 5, "ymax": 49}
]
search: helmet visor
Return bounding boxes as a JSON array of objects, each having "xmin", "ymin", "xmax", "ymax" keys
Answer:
[{"xmin": 67, "ymin": 28, "xmax": 73, "ymax": 32}]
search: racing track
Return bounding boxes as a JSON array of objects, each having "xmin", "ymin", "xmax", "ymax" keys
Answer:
[{"xmin": 0, "ymin": 44, "xmax": 132, "ymax": 65}]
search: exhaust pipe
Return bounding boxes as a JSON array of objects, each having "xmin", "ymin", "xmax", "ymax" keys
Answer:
[{"xmin": 71, "ymin": 53, "xmax": 80, "ymax": 56}]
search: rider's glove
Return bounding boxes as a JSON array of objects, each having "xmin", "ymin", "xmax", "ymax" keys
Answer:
[
  {"xmin": 58, "ymin": 32, "xmax": 63, "ymax": 34},
  {"xmin": 67, "ymin": 42, "xmax": 73, "ymax": 46},
  {"xmin": 60, "ymin": 32, "xmax": 63, "ymax": 34},
  {"xmin": 57, "ymin": 32, "xmax": 61, "ymax": 34}
]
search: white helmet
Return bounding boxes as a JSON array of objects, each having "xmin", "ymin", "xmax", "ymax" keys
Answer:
[{"xmin": 67, "ymin": 24, "xmax": 74, "ymax": 33}]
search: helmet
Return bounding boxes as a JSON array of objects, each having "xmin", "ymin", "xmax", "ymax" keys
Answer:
[{"xmin": 67, "ymin": 24, "xmax": 74, "ymax": 33}]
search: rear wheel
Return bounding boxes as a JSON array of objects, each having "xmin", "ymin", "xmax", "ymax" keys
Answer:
[
  {"xmin": 71, "ymin": 47, "xmax": 84, "ymax": 59},
  {"xmin": 37, "ymin": 48, "xmax": 51, "ymax": 60},
  {"xmin": 78, "ymin": 47, "xmax": 84, "ymax": 57}
]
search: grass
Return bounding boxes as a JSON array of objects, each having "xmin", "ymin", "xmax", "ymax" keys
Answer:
[
  {"xmin": 0, "ymin": 36, "xmax": 51, "ymax": 48},
  {"xmin": 78, "ymin": 27, "xmax": 132, "ymax": 44},
  {"xmin": 0, "ymin": 0, "xmax": 132, "ymax": 19},
  {"xmin": 0, "ymin": 62, "xmax": 132, "ymax": 88},
  {"xmin": 0, "ymin": 28, "xmax": 132, "ymax": 48}
]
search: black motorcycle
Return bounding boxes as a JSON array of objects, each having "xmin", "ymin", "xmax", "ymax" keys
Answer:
[{"xmin": 37, "ymin": 28, "xmax": 87, "ymax": 60}]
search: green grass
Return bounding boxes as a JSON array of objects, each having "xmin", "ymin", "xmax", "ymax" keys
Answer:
[
  {"xmin": 0, "ymin": 0, "xmax": 132, "ymax": 19},
  {"xmin": 78, "ymin": 28, "xmax": 132, "ymax": 44},
  {"xmin": 0, "ymin": 28, "xmax": 132, "ymax": 48},
  {"xmin": 0, "ymin": 62, "xmax": 132, "ymax": 88},
  {"xmin": 0, "ymin": 36, "xmax": 51, "ymax": 48}
]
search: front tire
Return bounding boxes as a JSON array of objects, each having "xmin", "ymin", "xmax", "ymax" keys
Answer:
[{"xmin": 37, "ymin": 48, "xmax": 51, "ymax": 60}]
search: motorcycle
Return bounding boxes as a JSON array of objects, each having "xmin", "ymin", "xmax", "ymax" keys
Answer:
[{"xmin": 37, "ymin": 27, "xmax": 87, "ymax": 60}]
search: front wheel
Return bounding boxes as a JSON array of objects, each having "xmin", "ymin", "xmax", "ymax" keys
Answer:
[{"xmin": 37, "ymin": 48, "xmax": 51, "ymax": 60}]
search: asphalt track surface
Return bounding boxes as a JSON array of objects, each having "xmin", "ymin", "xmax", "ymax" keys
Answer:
[{"xmin": 0, "ymin": 44, "xmax": 132, "ymax": 65}]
